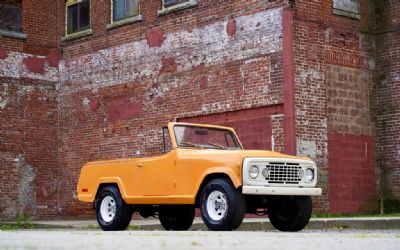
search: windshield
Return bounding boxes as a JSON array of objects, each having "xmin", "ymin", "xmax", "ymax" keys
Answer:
[{"xmin": 174, "ymin": 125, "xmax": 242, "ymax": 150}]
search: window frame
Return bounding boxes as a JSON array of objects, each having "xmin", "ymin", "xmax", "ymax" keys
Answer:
[
  {"xmin": 111, "ymin": 0, "xmax": 141, "ymax": 23},
  {"xmin": 65, "ymin": 0, "xmax": 91, "ymax": 36},
  {"xmin": 0, "ymin": 1, "xmax": 27, "ymax": 40},
  {"xmin": 158, "ymin": 0, "xmax": 198, "ymax": 16},
  {"xmin": 332, "ymin": 0, "xmax": 361, "ymax": 19}
]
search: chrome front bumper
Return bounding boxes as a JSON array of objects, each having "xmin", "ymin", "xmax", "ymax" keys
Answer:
[{"xmin": 242, "ymin": 186, "xmax": 322, "ymax": 196}]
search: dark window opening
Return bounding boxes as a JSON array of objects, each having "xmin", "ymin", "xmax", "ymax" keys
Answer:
[
  {"xmin": 67, "ymin": 0, "xmax": 90, "ymax": 35},
  {"xmin": 163, "ymin": 0, "xmax": 189, "ymax": 8},
  {"xmin": 113, "ymin": 0, "xmax": 139, "ymax": 22},
  {"xmin": 0, "ymin": 1, "xmax": 23, "ymax": 33}
]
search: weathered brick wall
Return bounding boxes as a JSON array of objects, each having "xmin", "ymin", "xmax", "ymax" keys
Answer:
[
  {"xmin": 0, "ymin": 77, "xmax": 58, "ymax": 219},
  {"xmin": 374, "ymin": 0, "xmax": 400, "ymax": 212},
  {"xmin": 58, "ymin": 4, "xmax": 285, "ymax": 216},
  {"xmin": 292, "ymin": 0, "xmax": 376, "ymax": 213},
  {"xmin": 0, "ymin": 49, "xmax": 59, "ymax": 220}
]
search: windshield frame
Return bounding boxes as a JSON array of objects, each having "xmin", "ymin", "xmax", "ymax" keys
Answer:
[{"xmin": 172, "ymin": 124, "xmax": 243, "ymax": 150}]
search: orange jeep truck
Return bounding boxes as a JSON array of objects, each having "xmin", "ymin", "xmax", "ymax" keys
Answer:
[{"xmin": 77, "ymin": 122, "xmax": 322, "ymax": 231}]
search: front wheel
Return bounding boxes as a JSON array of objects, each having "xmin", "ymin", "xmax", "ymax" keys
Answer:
[
  {"xmin": 159, "ymin": 205, "xmax": 195, "ymax": 231},
  {"xmin": 95, "ymin": 186, "xmax": 132, "ymax": 231},
  {"xmin": 200, "ymin": 178, "xmax": 246, "ymax": 231},
  {"xmin": 268, "ymin": 196, "xmax": 312, "ymax": 232}
]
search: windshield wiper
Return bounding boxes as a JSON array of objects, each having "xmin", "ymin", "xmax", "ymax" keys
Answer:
[
  {"xmin": 207, "ymin": 142, "xmax": 226, "ymax": 149},
  {"xmin": 180, "ymin": 141, "xmax": 200, "ymax": 148}
]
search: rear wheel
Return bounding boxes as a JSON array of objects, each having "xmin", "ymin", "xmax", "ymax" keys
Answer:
[
  {"xmin": 159, "ymin": 205, "xmax": 195, "ymax": 231},
  {"xmin": 200, "ymin": 178, "xmax": 246, "ymax": 231},
  {"xmin": 268, "ymin": 196, "xmax": 312, "ymax": 232},
  {"xmin": 95, "ymin": 186, "xmax": 132, "ymax": 231}
]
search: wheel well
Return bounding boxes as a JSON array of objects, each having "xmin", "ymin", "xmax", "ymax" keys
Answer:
[
  {"xmin": 94, "ymin": 183, "xmax": 119, "ymax": 201},
  {"xmin": 194, "ymin": 173, "xmax": 237, "ymax": 207}
]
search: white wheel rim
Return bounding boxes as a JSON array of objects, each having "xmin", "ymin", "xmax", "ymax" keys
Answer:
[
  {"xmin": 100, "ymin": 196, "xmax": 116, "ymax": 223},
  {"xmin": 206, "ymin": 191, "xmax": 228, "ymax": 221}
]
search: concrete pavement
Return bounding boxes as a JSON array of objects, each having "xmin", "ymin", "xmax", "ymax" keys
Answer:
[
  {"xmin": 1, "ymin": 230, "xmax": 399, "ymax": 250},
  {"xmin": 10, "ymin": 217, "xmax": 400, "ymax": 231}
]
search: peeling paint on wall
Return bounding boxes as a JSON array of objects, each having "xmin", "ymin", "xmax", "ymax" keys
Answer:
[
  {"xmin": 297, "ymin": 139, "xmax": 317, "ymax": 159},
  {"xmin": 16, "ymin": 154, "xmax": 36, "ymax": 214},
  {"xmin": 58, "ymin": 8, "xmax": 283, "ymax": 95},
  {"xmin": 0, "ymin": 51, "xmax": 58, "ymax": 81},
  {"xmin": 0, "ymin": 82, "xmax": 9, "ymax": 109}
]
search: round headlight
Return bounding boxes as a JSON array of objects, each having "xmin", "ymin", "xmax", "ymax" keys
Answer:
[
  {"xmin": 249, "ymin": 165, "xmax": 259, "ymax": 179},
  {"xmin": 305, "ymin": 168, "xmax": 314, "ymax": 182},
  {"xmin": 262, "ymin": 168, "xmax": 269, "ymax": 178}
]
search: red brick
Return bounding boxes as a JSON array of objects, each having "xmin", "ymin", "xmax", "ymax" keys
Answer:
[
  {"xmin": 22, "ymin": 56, "xmax": 46, "ymax": 74},
  {"xmin": 145, "ymin": 27, "xmax": 165, "ymax": 48}
]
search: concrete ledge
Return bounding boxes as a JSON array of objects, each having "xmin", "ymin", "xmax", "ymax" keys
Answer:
[
  {"xmin": 9, "ymin": 217, "xmax": 400, "ymax": 231},
  {"xmin": 106, "ymin": 15, "xmax": 143, "ymax": 30},
  {"xmin": 158, "ymin": 0, "xmax": 198, "ymax": 16},
  {"xmin": 0, "ymin": 29, "xmax": 27, "ymax": 40},
  {"xmin": 62, "ymin": 29, "xmax": 93, "ymax": 42}
]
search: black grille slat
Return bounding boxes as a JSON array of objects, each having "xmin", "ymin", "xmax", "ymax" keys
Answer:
[{"xmin": 265, "ymin": 163, "xmax": 301, "ymax": 184}]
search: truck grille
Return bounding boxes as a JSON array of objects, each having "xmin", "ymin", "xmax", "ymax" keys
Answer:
[{"xmin": 265, "ymin": 162, "xmax": 301, "ymax": 184}]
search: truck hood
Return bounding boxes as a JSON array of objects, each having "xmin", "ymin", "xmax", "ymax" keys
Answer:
[{"xmin": 239, "ymin": 150, "xmax": 310, "ymax": 160}]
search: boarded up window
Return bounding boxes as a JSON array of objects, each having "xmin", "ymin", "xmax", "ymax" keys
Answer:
[
  {"xmin": 0, "ymin": 1, "xmax": 22, "ymax": 33},
  {"xmin": 333, "ymin": 0, "xmax": 360, "ymax": 19}
]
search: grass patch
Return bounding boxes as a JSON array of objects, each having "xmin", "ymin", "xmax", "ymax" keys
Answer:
[
  {"xmin": 0, "ymin": 223, "xmax": 36, "ymax": 230},
  {"xmin": 85, "ymin": 224, "xmax": 100, "ymax": 229},
  {"xmin": 0, "ymin": 211, "xmax": 36, "ymax": 230},
  {"xmin": 128, "ymin": 224, "xmax": 142, "ymax": 230}
]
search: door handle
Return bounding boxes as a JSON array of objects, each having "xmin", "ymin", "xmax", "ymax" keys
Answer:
[{"xmin": 136, "ymin": 163, "xmax": 144, "ymax": 167}]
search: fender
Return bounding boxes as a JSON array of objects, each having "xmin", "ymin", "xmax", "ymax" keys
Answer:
[{"xmin": 194, "ymin": 166, "xmax": 242, "ymax": 196}]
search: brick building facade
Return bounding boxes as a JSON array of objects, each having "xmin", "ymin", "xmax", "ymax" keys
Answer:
[{"xmin": 0, "ymin": 0, "xmax": 399, "ymax": 220}]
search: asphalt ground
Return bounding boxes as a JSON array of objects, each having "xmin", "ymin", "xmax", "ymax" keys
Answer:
[{"xmin": 0, "ymin": 230, "xmax": 399, "ymax": 250}]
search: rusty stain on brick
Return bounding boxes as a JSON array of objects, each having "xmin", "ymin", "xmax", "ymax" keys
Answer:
[
  {"xmin": 145, "ymin": 27, "xmax": 165, "ymax": 48},
  {"xmin": 46, "ymin": 48, "xmax": 60, "ymax": 68},
  {"xmin": 22, "ymin": 56, "xmax": 46, "ymax": 74},
  {"xmin": 191, "ymin": 62, "xmax": 205, "ymax": 72},
  {"xmin": 107, "ymin": 97, "xmax": 141, "ymax": 122},
  {"xmin": 159, "ymin": 57, "xmax": 178, "ymax": 74},
  {"xmin": 199, "ymin": 76, "xmax": 208, "ymax": 89},
  {"xmin": 0, "ymin": 47, "xmax": 8, "ymax": 59},
  {"xmin": 90, "ymin": 98, "xmax": 100, "ymax": 111},
  {"xmin": 155, "ymin": 96, "xmax": 163, "ymax": 105},
  {"xmin": 226, "ymin": 19, "xmax": 236, "ymax": 37}
]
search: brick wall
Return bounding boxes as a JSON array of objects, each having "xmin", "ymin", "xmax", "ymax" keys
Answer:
[
  {"xmin": 0, "ymin": 77, "xmax": 58, "ymax": 219},
  {"xmin": 328, "ymin": 133, "xmax": 376, "ymax": 213},
  {"xmin": 57, "ymin": 5, "xmax": 285, "ymax": 216},
  {"xmin": 292, "ymin": 0, "xmax": 376, "ymax": 213},
  {"xmin": 374, "ymin": 0, "xmax": 400, "ymax": 212}
]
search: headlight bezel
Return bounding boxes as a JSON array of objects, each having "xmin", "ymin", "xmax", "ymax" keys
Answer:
[{"xmin": 249, "ymin": 165, "xmax": 259, "ymax": 179}]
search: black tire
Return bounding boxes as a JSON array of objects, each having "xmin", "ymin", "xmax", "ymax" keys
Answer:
[
  {"xmin": 159, "ymin": 205, "xmax": 195, "ymax": 231},
  {"xmin": 268, "ymin": 196, "xmax": 312, "ymax": 232},
  {"xmin": 200, "ymin": 178, "xmax": 246, "ymax": 231},
  {"xmin": 95, "ymin": 185, "xmax": 132, "ymax": 231}
]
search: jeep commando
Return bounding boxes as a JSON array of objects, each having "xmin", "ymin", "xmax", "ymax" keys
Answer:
[{"xmin": 77, "ymin": 122, "xmax": 322, "ymax": 231}]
